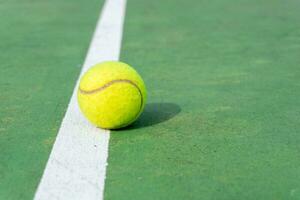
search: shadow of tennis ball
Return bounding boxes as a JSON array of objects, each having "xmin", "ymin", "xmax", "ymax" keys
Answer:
[{"xmin": 126, "ymin": 102, "xmax": 181, "ymax": 129}]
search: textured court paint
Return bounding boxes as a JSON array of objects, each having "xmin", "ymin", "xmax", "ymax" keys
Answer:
[
  {"xmin": 34, "ymin": 0, "xmax": 126, "ymax": 199},
  {"xmin": 0, "ymin": 0, "xmax": 102, "ymax": 199},
  {"xmin": 105, "ymin": 0, "xmax": 300, "ymax": 199}
]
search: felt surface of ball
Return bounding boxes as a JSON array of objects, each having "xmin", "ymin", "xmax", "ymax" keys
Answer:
[{"xmin": 77, "ymin": 61, "xmax": 147, "ymax": 129}]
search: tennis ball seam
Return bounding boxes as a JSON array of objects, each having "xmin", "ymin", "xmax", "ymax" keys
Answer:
[{"xmin": 79, "ymin": 79, "xmax": 144, "ymax": 129}]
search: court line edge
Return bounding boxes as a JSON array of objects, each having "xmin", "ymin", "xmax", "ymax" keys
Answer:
[{"xmin": 34, "ymin": 0, "xmax": 127, "ymax": 199}]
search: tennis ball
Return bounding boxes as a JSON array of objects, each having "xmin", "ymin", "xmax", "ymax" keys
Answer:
[{"xmin": 77, "ymin": 61, "xmax": 147, "ymax": 129}]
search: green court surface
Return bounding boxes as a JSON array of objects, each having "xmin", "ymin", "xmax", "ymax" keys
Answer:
[
  {"xmin": 105, "ymin": 0, "xmax": 300, "ymax": 199},
  {"xmin": 1, "ymin": 0, "xmax": 300, "ymax": 199},
  {"xmin": 0, "ymin": 0, "xmax": 102, "ymax": 199}
]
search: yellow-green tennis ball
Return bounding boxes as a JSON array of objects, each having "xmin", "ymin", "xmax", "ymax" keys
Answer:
[{"xmin": 77, "ymin": 61, "xmax": 147, "ymax": 129}]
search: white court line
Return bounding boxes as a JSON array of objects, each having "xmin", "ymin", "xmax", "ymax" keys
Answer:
[{"xmin": 34, "ymin": 0, "xmax": 127, "ymax": 199}]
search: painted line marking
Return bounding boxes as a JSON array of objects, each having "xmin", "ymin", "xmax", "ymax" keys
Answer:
[{"xmin": 34, "ymin": 0, "xmax": 127, "ymax": 199}]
